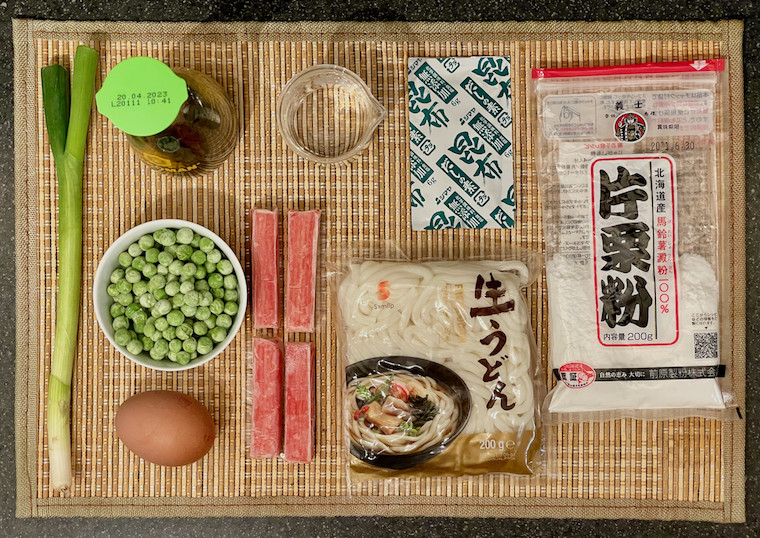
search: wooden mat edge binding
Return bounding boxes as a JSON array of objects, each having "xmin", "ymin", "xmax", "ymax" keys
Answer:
[{"xmin": 12, "ymin": 18, "xmax": 746, "ymax": 522}]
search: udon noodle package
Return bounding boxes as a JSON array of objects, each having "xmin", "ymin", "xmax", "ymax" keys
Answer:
[
  {"xmin": 533, "ymin": 60, "xmax": 736, "ymax": 421},
  {"xmin": 332, "ymin": 252, "xmax": 544, "ymax": 482}
]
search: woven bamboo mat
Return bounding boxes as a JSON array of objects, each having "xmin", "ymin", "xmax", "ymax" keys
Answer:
[{"xmin": 13, "ymin": 19, "xmax": 745, "ymax": 521}]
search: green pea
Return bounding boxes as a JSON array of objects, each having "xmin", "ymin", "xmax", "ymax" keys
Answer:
[
  {"xmin": 165, "ymin": 244, "xmax": 179, "ymax": 256},
  {"xmin": 155, "ymin": 299, "xmax": 172, "ymax": 316},
  {"xmin": 150, "ymin": 331, "xmax": 163, "ymax": 343},
  {"xmin": 128, "ymin": 330, "xmax": 138, "ymax": 340},
  {"xmin": 179, "ymin": 280, "xmax": 195, "ymax": 294},
  {"xmin": 182, "ymin": 290, "xmax": 200, "ymax": 307},
  {"xmin": 191, "ymin": 250, "xmax": 207, "ymax": 265},
  {"xmin": 190, "ymin": 352, "xmax": 198, "ymax": 360},
  {"xmin": 154, "ymin": 317, "xmax": 169, "ymax": 331},
  {"xmin": 142, "ymin": 263, "xmax": 157, "ymax": 278},
  {"xmin": 207, "ymin": 249, "xmax": 222, "ymax": 264},
  {"xmin": 208, "ymin": 273, "xmax": 223, "ymax": 289},
  {"xmin": 217, "ymin": 260, "xmax": 233, "ymax": 275},
  {"xmin": 181, "ymin": 263, "xmax": 197, "ymax": 278},
  {"xmin": 204, "ymin": 314, "xmax": 217, "ymax": 329},
  {"xmin": 107, "ymin": 283, "xmax": 120, "ymax": 297},
  {"xmin": 153, "ymin": 288, "xmax": 168, "ymax": 301},
  {"xmin": 210, "ymin": 299, "xmax": 224, "ymax": 315},
  {"xmin": 165, "ymin": 280, "xmax": 181, "ymax": 296},
  {"xmin": 156, "ymin": 264, "xmax": 169, "ymax": 275},
  {"xmin": 182, "ymin": 337, "xmax": 197, "ymax": 353},
  {"xmin": 112, "ymin": 315, "xmax": 129, "ymax": 330},
  {"xmin": 200, "ymin": 291, "xmax": 214, "ymax": 306},
  {"xmin": 150, "ymin": 339, "xmax": 168, "ymax": 360},
  {"xmin": 168, "ymin": 260, "xmax": 184, "ymax": 275},
  {"xmin": 143, "ymin": 323, "xmax": 156, "ymax": 338},
  {"xmin": 193, "ymin": 266, "xmax": 207, "ymax": 280},
  {"xmin": 169, "ymin": 338, "xmax": 183, "ymax": 353},
  {"xmin": 171, "ymin": 294, "xmax": 185, "ymax": 308},
  {"xmin": 156, "ymin": 229, "xmax": 176, "ymax": 247},
  {"xmin": 193, "ymin": 321, "xmax": 208, "ymax": 336},
  {"xmin": 118, "ymin": 252, "xmax": 133, "ymax": 268},
  {"xmin": 116, "ymin": 293, "xmax": 133, "ymax": 306},
  {"xmin": 139, "ymin": 293, "xmax": 157, "ymax": 309},
  {"xmin": 216, "ymin": 313, "xmax": 232, "ymax": 329},
  {"xmin": 204, "ymin": 261, "xmax": 216, "ymax": 274},
  {"xmin": 180, "ymin": 304, "xmax": 197, "ymax": 318},
  {"xmin": 162, "ymin": 326, "xmax": 176, "ymax": 341},
  {"xmin": 110, "ymin": 303, "xmax": 125, "ymax": 318},
  {"xmin": 175, "ymin": 351, "xmax": 191, "ymax": 365},
  {"xmin": 195, "ymin": 279, "xmax": 210, "ymax": 293},
  {"xmin": 176, "ymin": 244, "xmax": 194, "ymax": 261},
  {"xmin": 138, "ymin": 234, "xmax": 155, "ymax": 251},
  {"xmin": 124, "ymin": 268, "xmax": 141, "ymax": 284},
  {"xmin": 114, "ymin": 328, "xmax": 131, "ymax": 346},
  {"xmin": 199, "ymin": 237, "xmax": 215, "ymax": 253},
  {"xmin": 127, "ymin": 243, "xmax": 142, "ymax": 257},
  {"xmin": 132, "ymin": 310, "xmax": 148, "ymax": 326},
  {"xmin": 191, "ymin": 233, "xmax": 202, "ymax": 248},
  {"xmin": 125, "ymin": 302, "xmax": 141, "ymax": 319},
  {"xmin": 224, "ymin": 289, "xmax": 238, "ymax": 302},
  {"xmin": 148, "ymin": 274, "xmax": 166, "ymax": 291},
  {"xmin": 167, "ymin": 351, "xmax": 179, "ymax": 363},
  {"xmin": 141, "ymin": 336, "xmax": 154, "ymax": 351},
  {"xmin": 133, "ymin": 280, "xmax": 149, "ymax": 296},
  {"xmin": 110, "ymin": 268, "xmax": 125, "ymax": 284},
  {"xmin": 126, "ymin": 339, "xmax": 143, "ymax": 355},
  {"xmin": 158, "ymin": 251, "xmax": 174, "ymax": 266},
  {"xmin": 145, "ymin": 247, "xmax": 160, "ymax": 263},
  {"xmin": 224, "ymin": 302, "xmax": 238, "ymax": 316},
  {"xmin": 212, "ymin": 288, "xmax": 225, "ymax": 299},
  {"xmin": 210, "ymin": 326, "xmax": 227, "ymax": 343},
  {"xmin": 176, "ymin": 322, "xmax": 193, "ymax": 340},
  {"xmin": 177, "ymin": 227, "xmax": 194, "ymax": 244},
  {"xmin": 133, "ymin": 321, "xmax": 145, "ymax": 334},
  {"xmin": 149, "ymin": 347, "xmax": 165, "ymax": 361},
  {"xmin": 167, "ymin": 310, "xmax": 185, "ymax": 326},
  {"xmin": 195, "ymin": 305, "xmax": 211, "ymax": 320},
  {"xmin": 131, "ymin": 256, "xmax": 146, "ymax": 271},
  {"xmin": 197, "ymin": 336, "xmax": 214, "ymax": 354},
  {"xmin": 223, "ymin": 274, "xmax": 237, "ymax": 290}
]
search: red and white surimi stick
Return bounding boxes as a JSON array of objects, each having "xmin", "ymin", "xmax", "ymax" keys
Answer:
[
  {"xmin": 284, "ymin": 341, "xmax": 314, "ymax": 463},
  {"xmin": 285, "ymin": 210, "xmax": 320, "ymax": 333},
  {"xmin": 251, "ymin": 209, "xmax": 279, "ymax": 329},
  {"xmin": 250, "ymin": 338, "xmax": 283, "ymax": 458}
]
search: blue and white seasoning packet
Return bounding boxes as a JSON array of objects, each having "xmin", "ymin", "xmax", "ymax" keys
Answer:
[{"xmin": 408, "ymin": 57, "xmax": 515, "ymax": 230}]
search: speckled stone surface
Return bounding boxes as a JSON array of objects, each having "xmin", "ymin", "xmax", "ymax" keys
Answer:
[{"xmin": 1, "ymin": 1, "xmax": 756, "ymax": 536}]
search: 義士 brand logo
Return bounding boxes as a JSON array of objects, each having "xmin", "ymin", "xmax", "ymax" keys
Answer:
[{"xmin": 613, "ymin": 112, "xmax": 647, "ymax": 143}]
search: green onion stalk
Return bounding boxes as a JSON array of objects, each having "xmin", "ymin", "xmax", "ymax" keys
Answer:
[{"xmin": 42, "ymin": 45, "xmax": 98, "ymax": 495}]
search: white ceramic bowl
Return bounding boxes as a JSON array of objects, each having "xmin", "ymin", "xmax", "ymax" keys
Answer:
[{"xmin": 94, "ymin": 219, "xmax": 247, "ymax": 371}]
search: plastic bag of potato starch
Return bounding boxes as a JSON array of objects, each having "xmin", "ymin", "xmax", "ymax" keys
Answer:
[{"xmin": 533, "ymin": 60, "xmax": 737, "ymax": 421}]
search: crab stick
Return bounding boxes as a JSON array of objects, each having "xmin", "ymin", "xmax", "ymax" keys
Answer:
[
  {"xmin": 283, "ymin": 341, "xmax": 315, "ymax": 463},
  {"xmin": 251, "ymin": 209, "xmax": 279, "ymax": 329},
  {"xmin": 250, "ymin": 338, "xmax": 283, "ymax": 458},
  {"xmin": 285, "ymin": 210, "xmax": 320, "ymax": 333}
]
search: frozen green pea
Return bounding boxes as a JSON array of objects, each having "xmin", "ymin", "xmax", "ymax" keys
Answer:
[
  {"xmin": 223, "ymin": 274, "xmax": 237, "ymax": 290},
  {"xmin": 152, "ymin": 228, "xmax": 165, "ymax": 242},
  {"xmin": 132, "ymin": 310, "xmax": 148, "ymax": 326},
  {"xmin": 154, "ymin": 317, "xmax": 169, "ymax": 331},
  {"xmin": 114, "ymin": 328, "xmax": 131, "ymax": 346},
  {"xmin": 167, "ymin": 350, "xmax": 179, "ymax": 363},
  {"xmin": 125, "ymin": 302, "xmax": 141, "ymax": 319},
  {"xmin": 155, "ymin": 299, "xmax": 172, "ymax": 316},
  {"xmin": 171, "ymin": 294, "xmax": 185, "ymax": 308},
  {"xmin": 180, "ymin": 304, "xmax": 197, "ymax": 317},
  {"xmin": 118, "ymin": 252, "xmax": 133, "ymax": 268},
  {"xmin": 184, "ymin": 290, "xmax": 201, "ymax": 307},
  {"xmin": 110, "ymin": 303, "xmax": 125, "ymax": 318},
  {"xmin": 116, "ymin": 292, "xmax": 134, "ymax": 306},
  {"xmin": 200, "ymin": 291, "xmax": 213, "ymax": 306},
  {"xmin": 156, "ymin": 264, "xmax": 169, "ymax": 276},
  {"xmin": 150, "ymin": 331, "xmax": 162, "ymax": 343},
  {"xmin": 181, "ymin": 263, "xmax": 197, "ymax": 278},
  {"xmin": 195, "ymin": 279, "xmax": 210, "ymax": 292},
  {"xmin": 193, "ymin": 321, "xmax": 208, "ymax": 336},
  {"xmin": 205, "ymin": 261, "xmax": 216, "ymax": 274},
  {"xmin": 210, "ymin": 326, "xmax": 227, "ymax": 343},
  {"xmin": 165, "ymin": 280, "xmax": 181, "ymax": 296},
  {"xmin": 207, "ymin": 249, "xmax": 222, "ymax": 264},
  {"xmin": 209, "ymin": 299, "xmax": 224, "ymax": 315},
  {"xmin": 143, "ymin": 322, "xmax": 156, "ymax": 338},
  {"xmin": 145, "ymin": 247, "xmax": 160, "ymax": 263},
  {"xmin": 179, "ymin": 280, "xmax": 195, "ymax": 294},
  {"xmin": 165, "ymin": 244, "xmax": 179, "ymax": 256},
  {"xmin": 156, "ymin": 229, "xmax": 176, "ymax": 246},
  {"xmin": 208, "ymin": 273, "xmax": 223, "ymax": 289},
  {"xmin": 193, "ymin": 266, "xmax": 207, "ymax": 280},
  {"xmin": 191, "ymin": 233, "xmax": 202, "ymax": 248},
  {"xmin": 182, "ymin": 337, "xmax": 197, "ymax": 353},
  {"xmin": 177, "ymin": 227, "xmax": 194, "ymax": 244},
  {"xmin": 110, "ymin": 268, "xmax": 125, "ymax": 284},
  {"xmin": 126, "ymin": 339, "xmax": 143, "ymax": 355},
  {"xmin": 199, "ymin": 237, "xmax": 214, "ymax": 253},
  {"xmin": 158, "ymin": 250, "xmax": 174, "ymax": 266},
  {"xmin": 133, "ymin": 321, "xmax": 145, "ymax": 335},
  {"xmin": 112, "ymin": 315, "xmax": 129, "ymax": 330},
  {"xmin": 128, "ymin": 243, "xmax": 142, "ymax": 257},
  {"xmin": 141, "ymin": 335, "xmax": 154, "ymax": 351},
  {"xmin": 176, "ymin": 244, "xmax": 193, "ymax": 261},
  {"xmin": 139, "ymin": 293, "xmax": 157, "ymax": 309},
  {"xmin": 107, "ymin": 283, "xmax": 120, "ymax": 297},
  {"xmin": 153, "ymin": 288, "xmax": 168, "ymax": 301},
  {"xmin": 166, "ymin": 274, "xmax": 178, "ymax": 282},
  {"xmin": 149, "ymin": 347, "xmax": 166, "ymax": 361},
  {"xmin": 148, "ymin": 274, "xmax": 166, "ymax": 291},
  {"xmin": 168, "ymin": 260, "xmax": 184, "ymax": 275},
  {"xmin": 116, "ymin": 279, "xmax": 132, "ymax": 294},
  {"xmin": 195, "ymin": 306, "xmax": 211, "ymax": 321},
  {"xmin": 133, "ymin": 280, "xmax": 149, "ymax": 296},
  {"xmin": 138, "ymin": 234, "xmax": 155, "ymax": 251},
  {"xmin": 224, "ymin": 289, "xmax": 238, "ymax": 302},
  {"xmin": 191, "ymin": 352, "xmax": 198, "ymax": 360},
  {"xmin": 204, "ymin": 314, "xmax": 217, "ymax": 329},
  {"xmin": 224, "ymin": 302, "xmax": 238, "ymax": 316},
  {"xmin": 167, "ymin": 310, "xmax": 185, "ymax": 326},
  {"xmin": 212, "ymin": 288, "xmax": 225, "ymax": 299},
  {"xmin": 128, "ymin": 330, "xmax": 138, "ymax": 341},
  {"xmin": 169, "ymin": 338, "xmax": 183, "ymax": 352},
  {"xmin": 179, "ymin": 275, "xmax": 195, "ymax": 284},
  {"xmin": 153, "ymin": 338, "xmax": 169, "ymax": 354},
  {"xmin": 162, "ymin": 326, "xmax": 176, "ymax": 341},
  {"xmin": 176, "ymin": 322, "xmax": 193, "ymax": 340},
  {"xmin": 175, "ymin": 351, "xmax": 191, "ymax": 365},
  {"xmin": 191, "ymin": 250, "xmax": 207, "ymax": 265},
  {"xmin": 216, "ymin": 313, "xmax": 232, "ymax": 329},
  {"xmin": 142, "ymin": 263, "xmax": 157, "ymax": 278},
  {"xmin": 217, "ymin": 260, "xmax": 234, "ymax": 276},
  {"xmin": 131, "ymin": 256, "xmax": 146, "ymax": 271},
  {"xmin": 197, "ymin": 336, "xmax": 214, "ymax": 354},
  {"xmin": 124, "ymin": 268, "xmax": 140, "ymax": 283}
]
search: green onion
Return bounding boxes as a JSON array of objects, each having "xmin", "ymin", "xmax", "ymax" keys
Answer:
[{"xmin": 43, "ymin": 45, "xmax": 98, "ymax": 495}]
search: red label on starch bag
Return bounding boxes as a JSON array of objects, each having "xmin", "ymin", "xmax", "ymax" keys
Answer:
[{"xmin": 558, "ymin": 363, "xmax": 596, "ymax": 389}]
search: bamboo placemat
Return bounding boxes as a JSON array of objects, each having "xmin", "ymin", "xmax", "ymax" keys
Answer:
[{"xmin": 13, "ymin": 19, "xmax": 746, "ymax": 521}]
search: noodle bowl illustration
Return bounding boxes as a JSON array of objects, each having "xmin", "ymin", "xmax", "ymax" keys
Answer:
[{"xmin": 346, "ymin": 356, "xmax": 472, "ymax": 469}]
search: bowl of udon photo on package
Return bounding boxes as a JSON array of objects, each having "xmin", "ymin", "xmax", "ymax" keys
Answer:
[
  {"xmin": 334, "ymin": 254, "xmax": 545, "ymax": 482},
  {"xmin": 346, "ymin": 356, "xmax": 472, "ymax": 469}
]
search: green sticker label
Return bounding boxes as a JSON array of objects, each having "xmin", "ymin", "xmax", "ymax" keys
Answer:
[{"xmin": 95, "ymin": 57, "xmax": 188, "ymax": 137}]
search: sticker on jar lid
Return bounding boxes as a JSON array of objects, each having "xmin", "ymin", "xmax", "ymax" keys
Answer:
[{"xmin": 95, "ymin": 57, "xmax": 188, "ymax": 137}]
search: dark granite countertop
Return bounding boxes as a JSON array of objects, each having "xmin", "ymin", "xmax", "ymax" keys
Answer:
[{"xmin": 1, "ymin": 1, "xmax": 756, "ymax": 536}]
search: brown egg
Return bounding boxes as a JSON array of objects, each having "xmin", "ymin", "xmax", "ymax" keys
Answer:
[{"xmin": 115, "ymin": 390, "xmax": 215, "ymax": 466}]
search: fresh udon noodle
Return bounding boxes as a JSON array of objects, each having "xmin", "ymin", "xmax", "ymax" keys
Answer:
[
  {"xmin": 347, "ymin": 372, "xmax": 458, "ymax": 454},
  {"xmin": 338, "ymin": 261, "xmax": 535, "ymax": 434}
]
